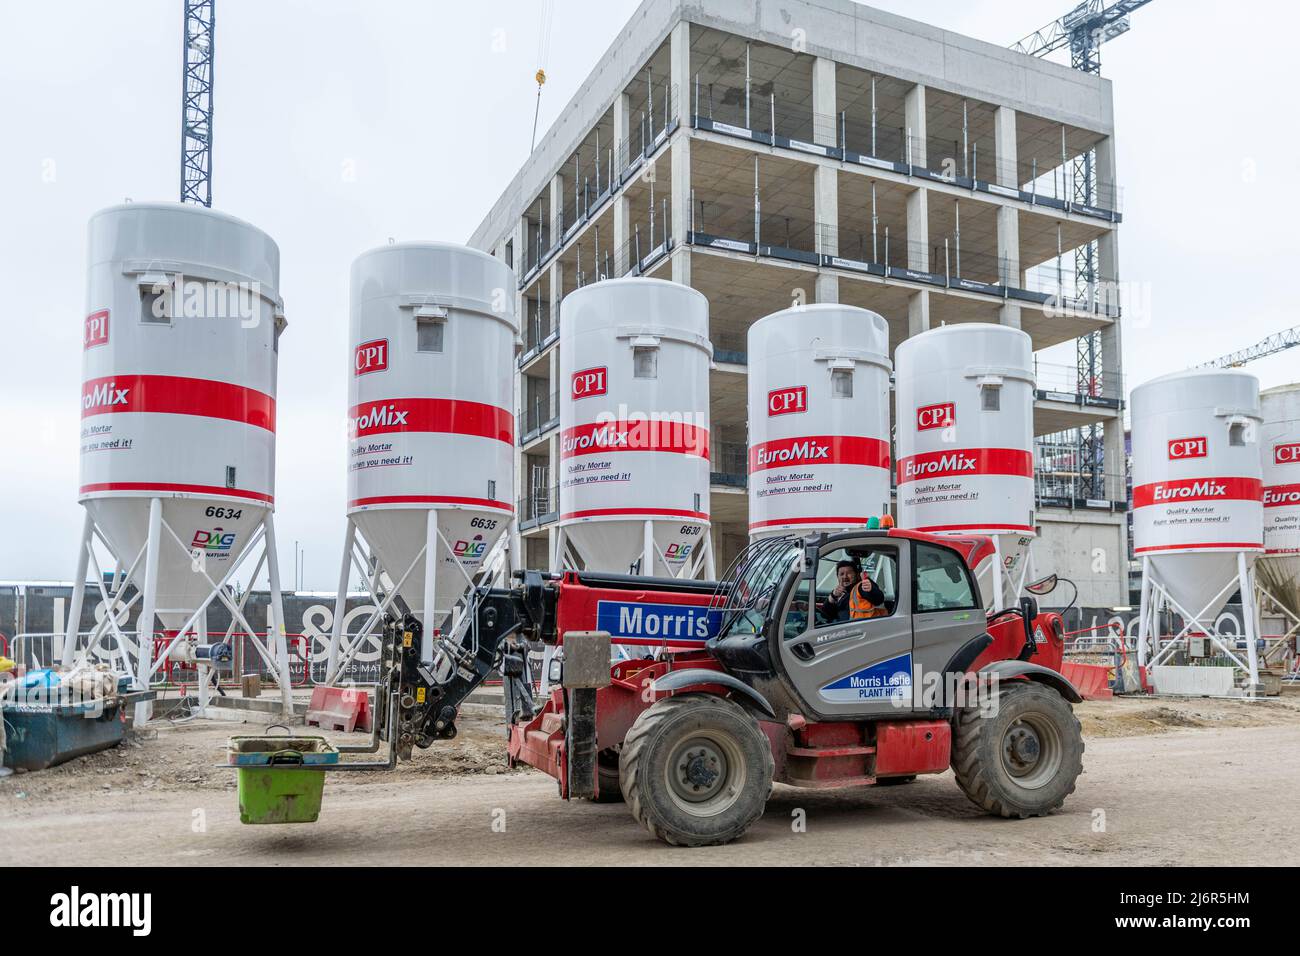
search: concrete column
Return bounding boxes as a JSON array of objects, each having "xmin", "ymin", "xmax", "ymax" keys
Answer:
[
  {"xmin": 812, "ymin": 57, "xmax": 836, "ymax": 147},
  {"xmin": 815, "ymin": 165, "xmax": 838, "ymax": 257},
  {"xmin": 1094, "ymin": 135, "xmax": 1118, "ymax": 212},
  {"xmin": 904, "ymin": 83, "xmax": 926, "ymax": 168},
  {"xmin": 550, "ymin": 173, "xmax": 566, "ymax": 244},
  {"xmin": 906, "ymin": 188, "xmax": 928, "ymax": 271},
  {"xmin": 549, "ymin": 260, "xmax": 564, "ymax": 330},
  {"xmin": 670, "ymin": 20, "xmax": 690, "ymax": 124},
  {"xmin": 614, "ymin": 92, "xmax": 631, "ymax": 275},
  {"xmin": 671, "ymin": 132, "xmax": 692, "ymax": 285},
  {"xmin": 994, "ymin": 105, "xmax": 1017, "ymax": 189},
  {"xmin": 997, "ymin": 206, "xmax": 1021, "ymax": 328},
  {"xmin": 815, "ymin": 274, "xmax": 839, "ymax": 304},
  {"xmin": 907, "ymin": 290, "xmax": 930, "ymax": 336},
  {"xmin": 814, "ymin": 161, "xmax": 838, "ymax": 303}
]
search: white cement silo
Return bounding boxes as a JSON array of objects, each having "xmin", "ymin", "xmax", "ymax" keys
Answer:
[
  {"xmin": 62, "ymin": 202, "xmax": 292, "ymax": 721},
  {"xmin": 555, "ymin": 278, "xmax": 713, "ymax": 578},
  {"xmin": 1131, "ymin": 369, "xmax": 1264, "ymax": 691},
  {"xmin": 1257, "ymin": 383, "xmax": 1300, "ymax": 654},
  {"xmin": 325, "ymin": 242, "xmax": 517, "ymax": 679},
  {"xmin": 894, "ymin": 323, "xmax": 1036, "ymax": 610},
  {"xmin": 747, "ymin": 304, "xmax": 892, "ymax": 539}
]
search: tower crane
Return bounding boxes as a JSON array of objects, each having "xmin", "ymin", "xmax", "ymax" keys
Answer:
[
  {"xmin": 1012, "ymin": 0, "xmax": 1154, "ymax": 69},
  {"xmin": 1197, "ymin": 325, "xmax": 1300, "ymax": 369},
  {"xmin": 1011, "ymin": 0, "xmax": 1154, "ymax": 499},
  {"xmin": 180, "ymin": 0, "xmax": 215, "ymax": 206}
]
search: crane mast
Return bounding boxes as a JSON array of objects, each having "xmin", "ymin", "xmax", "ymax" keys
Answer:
[
  {"xmin": 180, "ymin": 0, "xmax": 215, "ymax": 206},
  {"xmin": 1011, "ymin": 0, "xmax": 1153, "ymax": 499}
]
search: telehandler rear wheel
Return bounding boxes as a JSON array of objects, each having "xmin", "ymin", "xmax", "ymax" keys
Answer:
[
  {"xmin": 952, "ymin": 680, "xmax": 1083, "ymax": 819},
  {"xmin": 588, "ymin": 749, "xmax": 624, "ymax": 803},
  {"xmin": 619, "ymin": 694, "xmax": 773, "ymax": 847}
]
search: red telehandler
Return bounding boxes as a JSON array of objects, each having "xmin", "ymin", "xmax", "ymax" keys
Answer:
[{"xmin": 351, "ymin": 526, "xmax": 1083, "ymax": 847}]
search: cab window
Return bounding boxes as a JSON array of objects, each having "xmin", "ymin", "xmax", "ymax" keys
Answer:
[
  {"xmin": 812, "ymin": 545, "xmax": 898, "ymax": 629},
  {"xmin": 913, "ymin": 542, "xmax": 978, "ymax": 612}
]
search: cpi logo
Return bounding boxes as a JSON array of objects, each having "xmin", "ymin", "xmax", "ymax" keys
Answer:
[
  {"xmin": 1168, "ymin": 436, "xmax": 1207, "ymax": 460},
  {"xmin": 768, "ymin": 386, "xmax": 807, "ymax": 417},
  {"xmin": 453, "ymin": 534, "xmax": 487, "ymax": 560},
  {"xmin": 355, "ymin": 339, "xmax": 389, "ymax": 376},
  {"xmin": 916, "ymin": 403, "xmax": 955, "ymax": 431},
  {"xmin": 191, "ymin": 528, "xmax": 236, "ymax": 553},
  {"xmin": 1275, "ymin": 442, "xmax": 1300, "ymax": 465},
  {"xmin": 84, "ymin": 310, "xmax": 110, "ymax": 349},
  {"xmin": 572, "ymin": 367, "xmax": 607, "ymax": 400}
]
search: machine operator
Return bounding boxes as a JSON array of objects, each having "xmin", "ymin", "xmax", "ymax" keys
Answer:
[{"xmin": 820, "ymin": 559, "xmax": 887, "ymax": 622}]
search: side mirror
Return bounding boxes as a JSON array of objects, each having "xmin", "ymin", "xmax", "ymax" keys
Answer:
[
  {"xmin": 802, "ymin": 541, "xmax": 820, "ymax": 578},
  {"xmin": 1024, "ymin": 574, "xmax": 1058, "ymax": 596}
]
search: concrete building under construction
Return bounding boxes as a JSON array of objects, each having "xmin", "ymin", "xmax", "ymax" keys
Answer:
[{"xmin": 470, "ymin": 0, "xmax": 1127, "ymax": 606}]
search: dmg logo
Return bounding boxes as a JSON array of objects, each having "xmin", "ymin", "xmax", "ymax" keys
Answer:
[
  {"xmin": 916, "ymin": 402, "xmax": 954, "ymax": 431},
  {"xmin": 664, "ymin": 542, "xmax": 693, "ymax": 562},
  {"xmin": 355, "ymin": 339, "xmax": 388, "ymax": 376},
  {"xmin": 84, "ymin": 310, "xmax": 110, "ymax": 349},
  {"xmin": 453, "ymin": 534, "xmax": 487, "ymax": 559},
  {"xmin": 768, "ymin": 386, "xmax": 807, "ymax": 417},
  {"xmin": 572, "ymin": 366, "xmax": 607, "ymax": 400},
  {"xmin": 191, "ymin": 528, "xmax": 236, "ymax": 553},
  {"xmin": 1168, "ymin": 436, "xmax": 1207, "ymax": 460},
  {"xmin": 1275, "ymin": 442, "xmax": 1300, "ymax": 465}
]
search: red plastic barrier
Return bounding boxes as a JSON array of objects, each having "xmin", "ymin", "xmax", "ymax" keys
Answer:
[
  {"xmin": 1060, "ymin": 660, "xmax": 1114, "ymax": 700},
  {"xmin": 304, "ymin": 685, "xmax": 372, "ymax": 733}
]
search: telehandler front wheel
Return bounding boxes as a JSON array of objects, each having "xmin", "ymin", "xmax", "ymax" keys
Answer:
[
  {"xmin": 619, "ymin": 694, "xmax": 773, "ymax": 847},
  {"xmin": 952, "ymin": 680, "xmax": 1083, "ymax": 819}
]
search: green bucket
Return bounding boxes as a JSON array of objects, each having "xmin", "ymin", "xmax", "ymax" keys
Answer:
[{"xmin": 227, "ymin": 736, "xmax": 339, "ymax": 825}]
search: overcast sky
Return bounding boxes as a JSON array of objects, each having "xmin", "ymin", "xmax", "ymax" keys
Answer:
[{"xmin": 2, "ymin": 0, "xmax": 1296, "ymax": 589}]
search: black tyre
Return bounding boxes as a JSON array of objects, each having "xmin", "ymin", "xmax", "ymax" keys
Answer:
[
  {"xmin": 619, "ymin": 694, "xmax": 774, "ymax": 847},
  {"xmin": 952, "ymin": 680, "xmax": 1083, "ymax": 819},
  {"xmin": 587, "ymin": 748, "xmax": 624, "ymax": 803}
]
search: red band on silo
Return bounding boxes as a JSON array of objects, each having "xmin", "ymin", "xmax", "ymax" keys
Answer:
[{"xmin": 80, "ymin": 374, "xmax": 275, "ymax": 431}]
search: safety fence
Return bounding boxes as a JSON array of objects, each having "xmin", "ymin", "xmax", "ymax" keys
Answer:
[
  {"xmin": 689, "ymin": 90, "xmax": 1122, "ymax": 221},
  {"xmin": 518, "ymin": 389, "xmax": 560, "ymax": 445},
  {"xmin": 10, "ymin": 627, "xmax": 400, "ymax": 691},
  {"xmin": 518, "ymin": 485, "xmax": 560, "ymax": 532},
  {"xmin": 518, "ymin": 87, "xmax": 680, "ymax": 286}
]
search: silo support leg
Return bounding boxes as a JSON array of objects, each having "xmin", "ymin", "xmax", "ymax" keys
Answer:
[
  {"xmin": 325, "ymin": 520, "xmax": 357, "ymax": 685},
  {"xmin": 1136, "ymin": 557, "xmax": 1152, "ymax": 669},
  {"xmin": 262, "ymin": 513, "xmax": 295, "ymax": 719},
  {"xmin": 134, "ymin": 497, "xmax": 164, "ymax": 725},
  {"xmin": 422, "ymin": 510, "xmax": 439, "ymax": 664},
  {"xmin": 1238, "ymin": 552, "xmax": 1262, "ymax": 692},
  {"xmin": 62, "ymin": 511, "xmax": 94, "ymax": 666}
]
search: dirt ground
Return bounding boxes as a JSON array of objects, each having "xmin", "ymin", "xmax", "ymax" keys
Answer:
[{"xmin": 3, "ymin": 691, "xmax": 1298, "ymax": 866}]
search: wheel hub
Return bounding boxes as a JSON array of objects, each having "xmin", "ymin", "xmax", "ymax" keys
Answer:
[
  {"xmin": 1004, "ymin": 724, "xmax": 1043, "ymax": 775},
  {"xmin": 670, "ymin": 739, "xmax": 728, "ymax": 803}
]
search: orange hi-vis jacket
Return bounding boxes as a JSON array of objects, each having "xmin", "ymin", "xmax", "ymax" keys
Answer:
[{"xmin": 849, "ymin": 583, "xmax": 887, "ymax": 619}]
